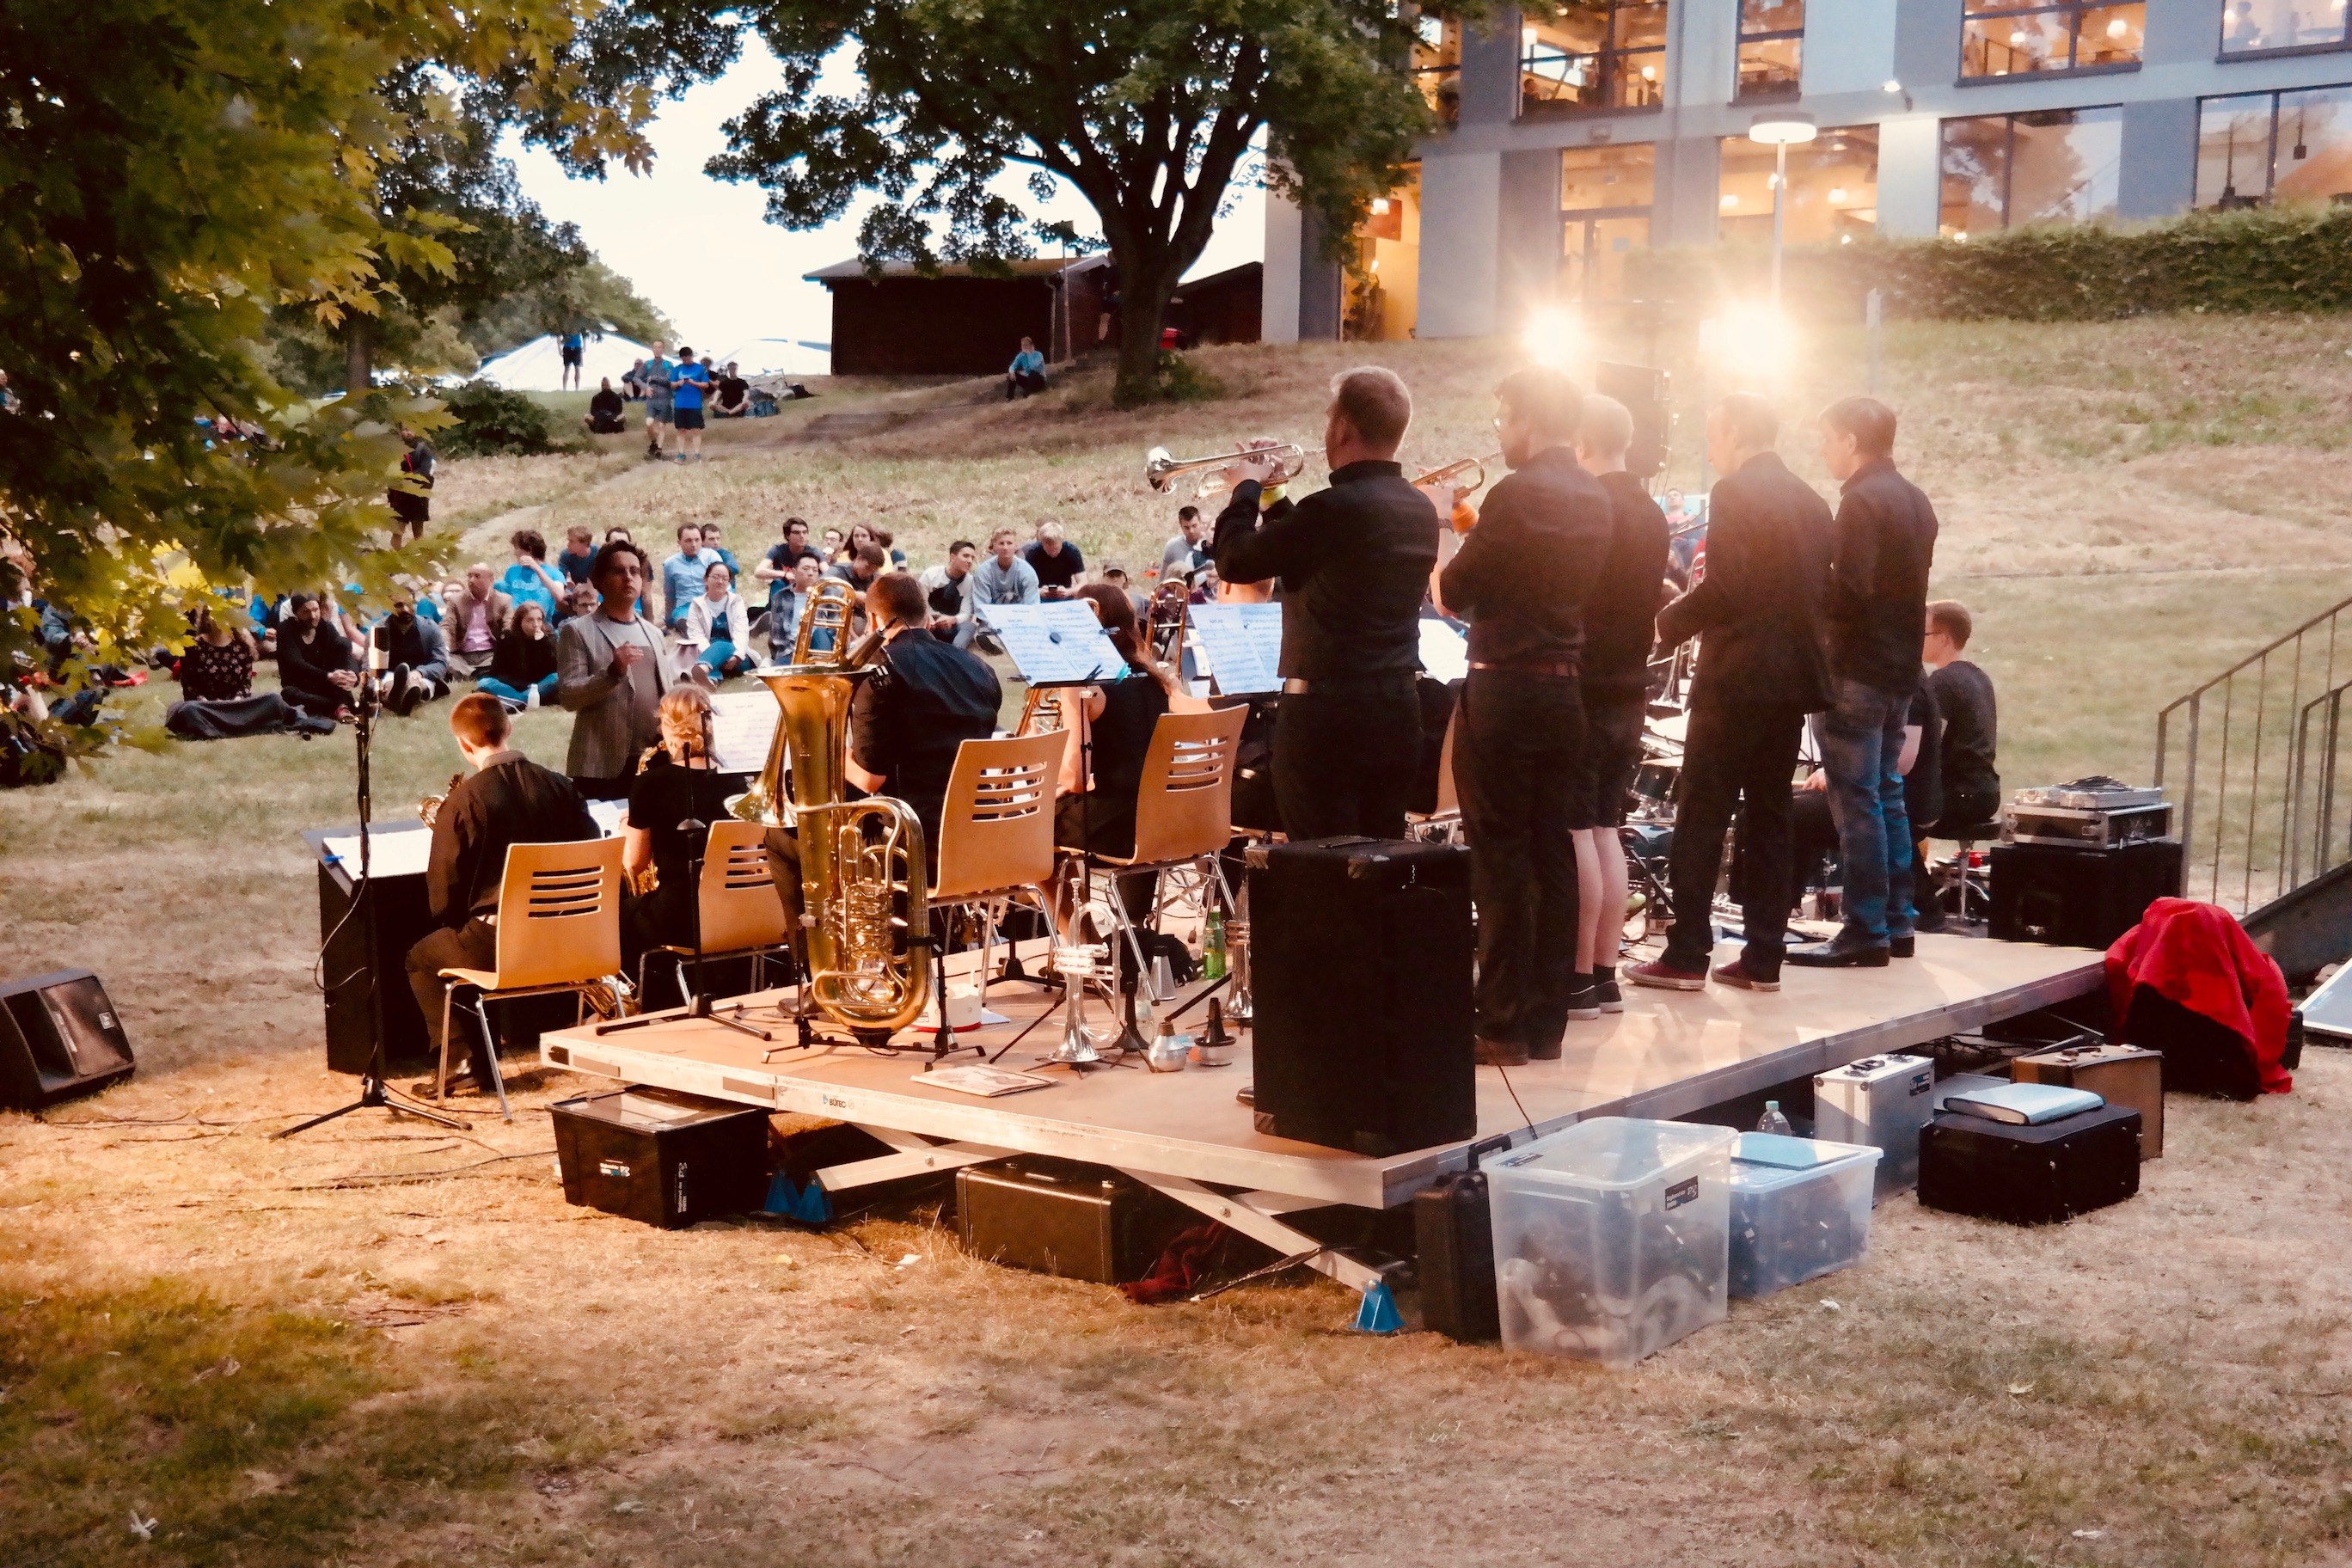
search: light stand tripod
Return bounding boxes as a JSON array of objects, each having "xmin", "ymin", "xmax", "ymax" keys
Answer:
[{"xmin": 279, "ymin": 660, "xmax": 466, "ymax": 1139}]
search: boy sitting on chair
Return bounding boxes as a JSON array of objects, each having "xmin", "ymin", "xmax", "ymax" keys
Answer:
[{"xmin": 406, "ymin": 693, "xmax": 599, "ymax": 1094}]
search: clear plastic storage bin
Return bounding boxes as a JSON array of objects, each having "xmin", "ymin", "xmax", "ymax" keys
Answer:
[
  {"xmin": 1728, "ymin": 1133, "xmax": 1881, "ymax": 1299},
  {"xmin": 1483, "ymin": 1117, "xmax": 1735, "ymax": 1366}
]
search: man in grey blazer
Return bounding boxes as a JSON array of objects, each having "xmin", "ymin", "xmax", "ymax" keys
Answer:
[{"xmin": 556, "ymin": 541, "xmax": 668, "ymax": 799}]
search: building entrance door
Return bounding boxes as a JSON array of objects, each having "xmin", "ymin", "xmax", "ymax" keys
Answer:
[{"xmin": 1560, "ymin": 211, "xmax": 1651, "ymax": 301}]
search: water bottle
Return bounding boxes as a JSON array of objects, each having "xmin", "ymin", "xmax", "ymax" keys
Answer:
[
  {"xmin": 1203, "ymin": 909, "xmax": 1228, "ymax": 982},
  {"xmin": 1756, "ymin": 1100, "xmax": 1794, "ymax": 1136}
]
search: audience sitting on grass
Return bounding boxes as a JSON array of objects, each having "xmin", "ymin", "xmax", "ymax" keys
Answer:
[
  {"xmin": 765, "ymin": 556, "xmax": 825, "ymax": 662},
  {"xmin": 376, "ymin": 591, "xmax": 452, "ymax": 715},
  {"xmin": 1023, "ymin": 520, "xmax": 1085, "ymax": 600},
  {"xmin": 661, "ymin": 524, "xmax": 719, "ymax": 632},
  {"xmin": 918, "ymin": 540, "xmax": 977, "ymax": 631},
  {"xmin": 827, "ymin": 543, "xmax": 888, "ymax": 603},
  {"xmin": 441, "ymin": 566, "xmax": 511, "ymax": 680},
  {"xmin": 585, "ymin": 378, "xmax": 628, "ymax": 435},
  {"xmin": 556, "ymin": 525, "xmax": 598, "ymax": 587},
  {"xmin": 557, "ymin": 580, "xmax": 600, "ymax": 627},
  {"xmin": 701, "ymin": 523, "xmax": 743, "ymax": 583},
  {"xmin": 957, "ymin": 526, "xmax": 1042, "ymax": 650},
  {"xmin": 177, "ymin": 606, "xmax": 256, "ymax": 701},
  {"xmin": 712, "ymin": 363, "xmax": 750, "ymax": 419},
  {"xmin": 1006, "ymin": 336, "xmax": 1048, "ymax": 400},
  {"xmin": 821, "ymin": 527, "xmax": 846, "ymax": 561},
  {"xmin": 682, "ymin": 562, "xmax": 755, "ymax": 683},
  {"xmin": 479, "ymin": 600, "xmax": 560, "ymax": 710},
  {"xmin": 277, "ymin": 593, "xmax": 361, "ymax": 720},
  {"xmin": 622, "ymin": 361, "xmax": 647, "ymax": 400},
  {"xmin": 498, "ymin": 530, "xmax": 566, "ymax": 619}
]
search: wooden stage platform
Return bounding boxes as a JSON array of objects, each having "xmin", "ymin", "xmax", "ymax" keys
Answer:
[{"xmin": 541, "ymin": 934, "xmax": 2102, "ymax": 1291}]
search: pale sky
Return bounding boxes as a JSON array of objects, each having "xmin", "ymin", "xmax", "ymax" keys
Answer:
[{"xmin": 509, "ymin": 37, "xmax": 1267, "ymax": 363}]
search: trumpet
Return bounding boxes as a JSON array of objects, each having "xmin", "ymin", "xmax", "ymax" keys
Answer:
[
  {"xmin": 1144, "ymin": 441, "xmax": 1317, "ymax": 498},
  {"xmin": 1411, "ymin": 450, "xmax": 1505, "ymax": 493},
  {"xmin": 418, "ymin": 773, "xmax": 462, "ymax": 829}
]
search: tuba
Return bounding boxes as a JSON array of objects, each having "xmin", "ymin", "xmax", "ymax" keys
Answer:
[{"xmin": 738, "ymin": 578, "xmax": 934, "ymax": 1046}]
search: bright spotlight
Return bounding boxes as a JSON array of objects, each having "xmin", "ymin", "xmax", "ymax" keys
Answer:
[
  {"xmin": 1700, "ymin": 303, "xmax": 1798, "ymax": 387},
  {"xmin": 1519, "ymin": 306, "xmax": 1587, "ymax": 371}
]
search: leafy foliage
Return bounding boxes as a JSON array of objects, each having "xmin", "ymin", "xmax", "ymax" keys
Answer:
[
  {"xmin": 435, "ymin": 381, "xmax": 577, "ymax": 458},
  {"xmin": 702, "ymin": 1, "xmax": 1476, "ymax": 404},
  {"xmin": 462, "ymin": 260, "xmax": 676, "ymax": 362},
  {"xmin": 1657, "ymin": 206, "xmax": 2352, "ymax": 323}
]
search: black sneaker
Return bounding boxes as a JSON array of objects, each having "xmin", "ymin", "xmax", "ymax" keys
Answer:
[
  {"xmin": 1593, "ymin": 977, "xmax": 1624, "ymax": 1014},
  {"xmin": 1890, "ymin": 935, "xmax": 1916, "ymax": 959},
  {"xmin": 1565, "ymin": 982, "xmax": 1601, "ymax": 1021},
  {"xmin": 1785, "ymin": 940, "xmax": 1891, "ymax": 968}
]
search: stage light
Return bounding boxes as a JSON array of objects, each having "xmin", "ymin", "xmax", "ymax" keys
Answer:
[
  {"xmin": 1700, "ymin": 303, "xmax": 1798, "ymax": 388},
  {"xmin": 1520, "ymin": 306, "xmax": 1587, "ymax": 371}
]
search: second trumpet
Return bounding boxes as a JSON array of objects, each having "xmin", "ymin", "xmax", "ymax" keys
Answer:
[{"xmin": 1144, "ymin": 441, "xmax": 1317, "ymax": 498}]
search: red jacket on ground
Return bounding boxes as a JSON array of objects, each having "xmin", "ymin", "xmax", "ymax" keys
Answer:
[{"xmin": 2104, "ymin": 897, "xmax": 2293, "ymax": 1095}]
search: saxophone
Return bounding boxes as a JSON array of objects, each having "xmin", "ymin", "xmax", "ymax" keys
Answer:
[{"xmin": 737, "ymin": 579, "xmax": 934, "ymax": 1046}]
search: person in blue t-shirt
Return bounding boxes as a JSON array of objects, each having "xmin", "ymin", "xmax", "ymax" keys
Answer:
[
  {"xmin": 559, "ymin": 329, "xmax": 586, "ymax": 391},
  {"xmin": 1005, "ymin": 335, "xmax": 1047, "ymax": 401},
  {"xmin": 660, "ymin": 522, "xmax": 720, "ymax": 631},
  {"xmin": 496, "ymin": 529, "xmax": 565, "ymax": 619},
  {"xmin": 671, "ymin": 347, "xmax": 711, "ymax": 462},
  {"xmin": 641, "ymin": 341, "xmax": 673, "ymax": 461}
]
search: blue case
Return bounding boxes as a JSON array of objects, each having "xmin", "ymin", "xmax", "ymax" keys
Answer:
[{"xmin": 1943, "ymin": 1081, "xmax": 2104, "ymax": 1125}]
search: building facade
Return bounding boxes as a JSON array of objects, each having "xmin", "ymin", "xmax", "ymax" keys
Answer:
[{"xmin": 1265, "ymin": 0, "xmax": 2352, "ymax": 342}]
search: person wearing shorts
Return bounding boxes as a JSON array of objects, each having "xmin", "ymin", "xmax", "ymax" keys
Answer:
[
  {"xmin": 670, "ymin": 349, "xmax": 710, "ymax": 461},
  {"xmin": 559, "ymin": 330, "xmax": 585, "ymax": 391},
  {"xmin": 1565, "ymin": 394, "xmax": 1670, "ymax": 1020},
  {"xmin": 641, "ymin": 342, "xmax": 674, "ymax": 460}
]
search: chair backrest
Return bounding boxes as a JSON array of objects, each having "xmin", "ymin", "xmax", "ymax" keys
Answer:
[
  {"xmin": 697, "ymin": 818, "xmax": 791, "ymax": 954},
  {"xmin": 1167, "ymin": 691, "xmax": 1214, "ymax": 715},
  {"xmin": 490, "ymin": 837, "xmax": 624, "ymax": 989},
  {"xmin": 1130, "ymin": 704, "xmax": 1248, "ymax": 866},
  {"xmin": 932, "ymin": 732, "xmax": 1065, "ymax": 903}
]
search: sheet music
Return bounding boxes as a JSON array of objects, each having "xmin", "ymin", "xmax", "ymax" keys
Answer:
[
  {"xmin": 1418, "ymin": 616, "xmax": 1468, "ymax": 684},
  {"xmin": 1189, "ymin": 603, "xmax": 1285, "ymax": 695},
  {"xmin": 977, "ymin": 601, "xmax": 1125, "ymax": 685},
  {"xmin": 318, "ymin": 824, "xmax": 433, "ymax": 879},
  {"xmin": 709, "ymin": 689, "xmax": 781, "ymax": 776}
]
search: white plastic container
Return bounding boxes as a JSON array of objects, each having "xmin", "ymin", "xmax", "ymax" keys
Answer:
[
  {"xmin": 1484, "ymin": 1117, "xmax": 1735, "ymax": 1367},
  {"xmin": 1813, "ymin": 1053, "xmax": 1936, "ymax": 1200},
  {"xmin": 1727, "ymin": 1133, "xmax": 1881, "ymax": 1299}
]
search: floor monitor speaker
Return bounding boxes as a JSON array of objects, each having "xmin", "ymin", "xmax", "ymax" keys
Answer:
[{"xmin": 0, "ymin": 970, "xmax": 138, "ymax": 1111}]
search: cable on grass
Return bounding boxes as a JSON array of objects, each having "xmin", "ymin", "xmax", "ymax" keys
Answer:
[{"xmin": 295, "ymin": 1148, "xmax": 557, "ymax": 1190}]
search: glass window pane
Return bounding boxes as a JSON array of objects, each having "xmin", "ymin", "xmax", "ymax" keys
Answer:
[
  {"xmin": 2222, "ymin": 0, "xmax": 2350, "ymax": 53},
  {"xmin": 2197, "ymin": 94, "xmax": 2275, "ymax": 207},
  {"xmin": 1614, "ymin": 2, "xmax": 1670, "ymax": 50},
  {"xmin": 1719, "ymin": 126, "xmax": 1880, "ymax": 243},
  {"xmin": 2009, "ymin": 107, "xmax": 2122, "ymax": 224},
  {"xmin": 1740, "ymin": 37, "xmax": 1804, "ymax": 97},
  {"xmin": 1963, "ymin": 11, "xmax": 2072, "ymax": 77},
  {"xmin": 1561, "ymin": 144, "xmax": 1658, "ymax": 211},
  {"xmin": 1940, "ymin": 114, "xmax": 2012, "ymax": 235},
  {"xmin": 2077, "ymin": 3, "xmax": 2145, "ymax": 66},
  {"xmin": 1617, "ymin": 49, "xmax": 1668, "ymax": 107},
  {"xmin": 1742, "ymin": 0, "xmax": 1806, "ymax": 33},
  {"xmin": 1560, "ymin": 215, "xmax": 1652, "ymax": 301},
  {"xmin": 2273, "ymin": 86, "xmax": 2352, "ymax": 203}
]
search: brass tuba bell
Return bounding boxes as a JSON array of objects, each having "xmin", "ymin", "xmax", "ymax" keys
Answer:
[{"xmin": 738, "ymin": 578, "xmax": 934, "ymax": 1046}]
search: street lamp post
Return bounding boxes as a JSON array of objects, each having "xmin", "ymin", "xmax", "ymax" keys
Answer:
[{"xmin": 1747, "ymin": 112, "xmax": 1817, "ymax": 310}]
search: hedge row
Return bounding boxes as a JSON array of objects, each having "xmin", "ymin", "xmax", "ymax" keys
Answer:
[{"xmin": 1645, "ymin": 205, "xmax": 2352, "ymax": 322}]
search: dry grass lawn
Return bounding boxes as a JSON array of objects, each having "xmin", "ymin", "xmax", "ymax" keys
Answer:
[{"xmin": 6, "ymin": 315, "xmax": 2352, "ymax": 1566}]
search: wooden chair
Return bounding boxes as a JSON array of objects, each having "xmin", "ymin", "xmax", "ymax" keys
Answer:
[
  {"xmin": 1078, "ymin": 704, "xmax": 1247, "ymax": 977},
  {"xmin": 436, "ymin": 837, "xmax": 625, "ymax": 1121},
  {"xmin": 924, "ymin": 732, "xmax": 1067, "ymax": 1057},
  {"xmin": 1407, "ymin": 703, "xmax": 1462, "ymax": 842},
  {"xmin": 634, "ymin": 818, "xmax": 796, "ymax": 1003}
]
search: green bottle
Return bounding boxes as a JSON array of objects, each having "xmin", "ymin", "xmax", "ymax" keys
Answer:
[{"xmin": 1204, "ymin": 908, "xmax": 1228, "ymax": 982}]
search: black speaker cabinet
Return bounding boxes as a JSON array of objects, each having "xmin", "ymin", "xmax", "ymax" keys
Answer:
[
  {"xmin": 1989, "ymin": 838, "xmax": 2184, "ymax": 951},
  {"xmin": 0, "ymin": 970, "xmax": 138, "ymax": 1110},
  {"xmin": 548, "ymin": 1087, "xmax": 770, "ymax": 1228}
]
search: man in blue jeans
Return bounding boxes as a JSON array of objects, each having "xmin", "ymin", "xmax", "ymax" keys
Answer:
[{"xmin": 1787, "ymin": 395, "xmax": 1940, "ymax": 968}]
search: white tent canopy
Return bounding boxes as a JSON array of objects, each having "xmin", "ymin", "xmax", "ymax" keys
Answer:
[
  {"xmin": 715, "ymin": 336, "xmax": 831, "ymax": 378},
  {"xmin": 473, "ymin": 333, "xmax": 656, "ymax": 393}
]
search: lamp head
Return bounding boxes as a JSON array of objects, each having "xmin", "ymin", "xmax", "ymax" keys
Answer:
[{"xmin": 1749, "ymin": 112, "xmax": 1818, "ymax": 147}]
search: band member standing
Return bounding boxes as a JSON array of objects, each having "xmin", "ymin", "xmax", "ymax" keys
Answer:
[
  {"xmin": 1565, "ymin": 394, "xmax": 1671, "ymax": 1019},
  {"xmin": 1786, "ymin": 395, "xmax": 1939, "ymax": 968},
  {"xmin": 406, "ymin": 694, "xmax": 598, "ymax": 1093},
  {"xmin": 556, "ymin": 541, "xmax": 669, "ymax": 800},
  {"xmin": 1436, "ymin": 366, "xmax": 1613, "ymax": 1066},
  {"xmin": 1214, "ymin": 367, "xmax": 1436, "ymax": 841},
  {"xmin": 1629, "ymin": 394, "xmax": 1833, "ymax": 995}
]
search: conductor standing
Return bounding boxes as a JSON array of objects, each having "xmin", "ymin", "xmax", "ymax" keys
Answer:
[
  {"xmin": 1436, "ymin": 366, "xmax": 1614, "ymax": 1066},
  {"xmin": 1214, "ymin": 366, "xmax": 1438, "ymax": 840}
]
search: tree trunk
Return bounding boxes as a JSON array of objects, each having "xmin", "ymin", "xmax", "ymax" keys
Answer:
[
  {"xmin": 345, "ymin": 317, "xmax": 371, "ymax": 397},
  {"xmin": 1111, "ymin": 262, "xmax": 1179, "ymax": 409}
]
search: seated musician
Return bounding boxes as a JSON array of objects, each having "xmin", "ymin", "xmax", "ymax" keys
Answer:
[
  {"xmin": 622, "ymin": 686, "xmax": 740, "ymax": 1006},
  {"xmin": 1047, "ymin": 584, "xmax": 1179, "ymax": 921},
  {"xmin": 404, "ymin": 694, "xmax": 598, "ymax": 1093},
  {"xmin": 764, "ymin": 573, "xmax": 1002, "ymax": 916}
]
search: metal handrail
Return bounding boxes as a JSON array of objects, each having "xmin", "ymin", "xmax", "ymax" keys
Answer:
[{"xmin": 2154, "ymin": 592, "xmax": 2352, "ymax": 911}]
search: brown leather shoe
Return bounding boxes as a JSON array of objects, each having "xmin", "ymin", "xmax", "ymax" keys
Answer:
[
  {"xmin": 1473, "ymin": 1037, "xmax": 1530, "ymax": 1067},
  {"xmin": 1711, "ymin": 959, "xmax": 1782, "ymax": 992}
]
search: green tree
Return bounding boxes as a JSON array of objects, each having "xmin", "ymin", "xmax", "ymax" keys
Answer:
[
  {"xmin": 706, "ymin": 1, "xmax": 1463, "ymax": 406},
  {"xmin": 463, "ymin": 260, "xmax": 677, "ymax": 363},
  {"xmin": 0, "ymin": 0, "xmax": 650, "ymax": 759}
]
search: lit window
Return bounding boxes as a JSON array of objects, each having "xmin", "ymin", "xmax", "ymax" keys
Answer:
[
  {"xmin": 1522, "ymin": 3, "xmax": 1669, "ymax": 117},
  {"xmin": 1559, "ymin": 144, "xmax": 1657, "ymax": 300},
  {"xmin": 2196, "ymin": 85, "xmax": 2352, "ymax": 207},
  {"xmin": 1960, "ymin": 2, "xmax": 2144, "ymax": 78},
  {"xmin": 1939, "ymin": 107, "xmax": 2123, "ymax": 232},
  {"xmin": 2220, "ymin": 0, "xmax": 2351, "ymax": 54},
  {"xmin": 1412, "ymin": 15, "xmax": 1463, "ymax": 126},
  {"xmin": 1738, "ymin": 0, "xmax": 1805, "ymax": 102},
  {"xmin": 1718, "ymin": 126, "xmax": 1881, "ymax": 242}
]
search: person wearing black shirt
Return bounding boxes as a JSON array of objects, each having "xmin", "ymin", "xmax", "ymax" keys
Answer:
[
  {"xmin": 1215, "ymin": 366, "xmax": 1439, "ymax": 841},
  {"xmin": 388, "ymin": 429, "xmax": 435, "ymax": 548},
  {"xmin": 622, "ymin": 686, "xmax": 742, "ymax": 1004},
  {"xmin": 1566, "ymin": 394, "xmax": 1671, "ymax": 1019},
  {"xmin": 1022, "ymin": 524, "xmax": 1087, "ymax": 599},
  {"xmin": 377, "ymin": 591, "xmax": 452, "ymax": 715},
  {"xmin": 584, "ymin": 378, "xmax": 628, "ymax": 435},
  {"xmin": 1049, "ymin": 584, "xmax": 1177, "ymax": 918},
  {"xmin": 1433, "ymin": 366, "xmax": 1613, "ymax": 1066},
  {"xmin": 712, "ymin": 363, "xmax": 751, "ymax": 418},
  {"xmin": 763, "ymin": 573, "xmax": 1001, "ymax": 922},
  {"xmin": 276, "ymin": 593, "xmax": 360, "ymax": 720},
  {"xmin": 1788, "ymin": 396, "xmax": 1940, "ymax": 969},
  {"xmin": 405, "ymin": 695, "xmax": 599, "ymax": 1092},
  {"xmin": 1630, "ymin": 394, "xmax": 1834, "ymax": 995},
  {"xmin": 1918, "ymin": 599, "xmax": 2000, "ymax": 932}
]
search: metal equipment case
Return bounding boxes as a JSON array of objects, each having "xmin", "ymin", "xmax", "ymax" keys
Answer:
[
  {"xmin": 954, "ymin": 1155, "xmax": 1169, "ymax": 1285},
  {"xmin": 548, "ymin": 1087, "xmax": 770, "ymax": 1228},
  {"xmin": 1813, "ymin": 1054, "xmax": 1936, "ymax": 1200}
]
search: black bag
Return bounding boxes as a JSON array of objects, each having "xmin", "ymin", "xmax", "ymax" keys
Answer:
[
  {"xmin": 1917, "ymin": 1106, "xmax": 2141, "ymax": 1225},
  {"xmin": 164, "ymin": 693, "xmax": 335, "ymax": 741},
  {"xmin": 1246, "ymin": 836, "xmax": 1475, "ymax": 1156},
  {"xmin": 1414, "ymin": 1169, "xmax": 1498, "ymax": 1341}
]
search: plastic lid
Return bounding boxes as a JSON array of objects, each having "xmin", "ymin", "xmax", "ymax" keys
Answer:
[
  {"xmin": 1730, "ymin": 1131, "xmax": 1880, "ymax": 1190},
  {"xmin": 1490, "ymin": 1116, "xmax": 1735, "ymax": 1188}
]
